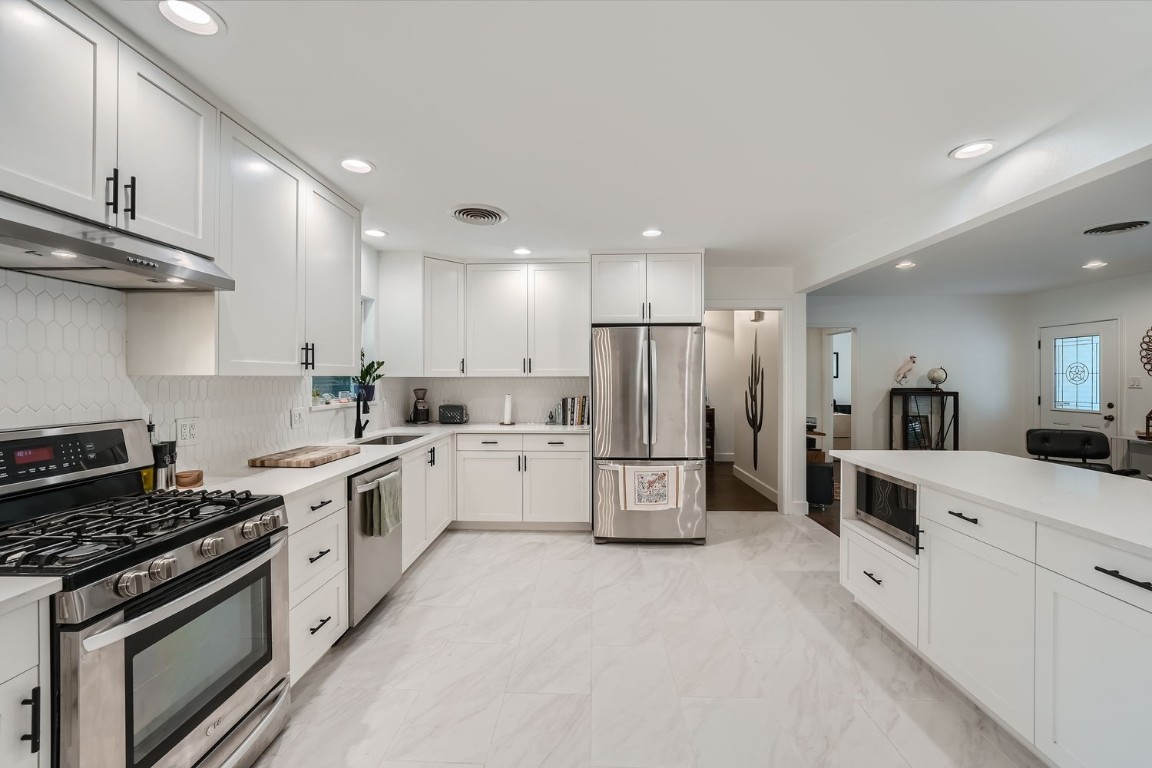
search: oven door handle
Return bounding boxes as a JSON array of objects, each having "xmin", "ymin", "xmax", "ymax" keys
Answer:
[{"xmin": 82, "ymin": 533, "xmax": 286, "ymax": 654}]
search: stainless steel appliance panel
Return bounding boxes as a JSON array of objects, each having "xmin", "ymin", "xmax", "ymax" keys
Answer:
[
  {"xmin": 593, "ymin": 460, "xmax": 706, "ymax": 541},
  {"xmin": 592, "ymin": 326, "xmax": 650, "ymax": 459},
  {"xmin": 649, "ymin": 325, "xmax": 705, "ymax": 460},
  {"xmin": 855, "ymin": 468, "xmax": 919, "ymax": 547},
  {"xmin": 348, "ymin": 460, "xmax": 403, "ymax": 627}
]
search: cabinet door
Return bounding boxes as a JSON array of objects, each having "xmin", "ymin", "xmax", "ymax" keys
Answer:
[
  {"xmin": 528, "ymin": 263, "xmax": 590, "ymax": 376},
  {"xmin": 918, "ymin": 520, "xmax": 1035, "ymax": 739},
  {"xmin": 116, "ymin": 44, "xmax": 217, "ymax": 255},
  {"xmin": 646, "ymin": 253, "xmax": 702, "ymax": 323},
  {"xmin": 523, "ymin": 451, "xmax": 589, "ymax": 523},
  {"xmin": 0, "ymin": 667, "xmax": 38, "ymax": 768},
  {"xmin": 401, "ymin": 451, "xmax": 428, "ymax": 570},
  {"xmin": 304, "ymin": 182, "xmax": 360, "ymax": 376},
  {"xmin": 424, "ymin": 258, "xmax": 466, "ymax": 377},
  {"xmin": 466, "ymin": 263, "xmax": 528, "ymax": 377},
  {"xmin": 425, "ymin": 438, "xmax": 454, "ymax": 538},
  {"xmin": 591, "ymin": 254, "xmax": 646, "ymax": 323},
  {"xmin": 0, "ymin": 0, "xmax": 117, "ymax": 223},
  {"xmin": 456, "ymin": 452, "xmax": 522, "ymax": 522},
  {"xmin": 1036, "ymin": 568, "xmax": 1152, "ymax": 768},
  {"xmin": 217, "ymin": 119, "xmax": 305, "ymax": 375}
]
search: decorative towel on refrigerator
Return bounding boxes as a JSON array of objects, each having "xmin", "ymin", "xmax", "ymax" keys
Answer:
[{"xmin": 620, "ymin": 465, "xmax": 682, "ymax": 511}]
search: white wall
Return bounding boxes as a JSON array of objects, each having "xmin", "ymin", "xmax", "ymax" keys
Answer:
[
  {"xmin": 808, "ymin": 294, "xmax": 1029, "ymax": 455},
  {"xmin": 733, "ymin": 310, "xmax": 781, "ymax": 500},
  {"xmin": 832, "ymin": 331, "xmax": 852, "ymax": 405},
  {"xmin": 703, "ymin": 311, "xmax": 736, "ymax": 461}
]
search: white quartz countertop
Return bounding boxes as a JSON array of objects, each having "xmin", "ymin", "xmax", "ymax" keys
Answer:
[
  {"xmin": 203, "ymin": 423, "xmax": 589, "ymax": 499},
  {"xmin": 833, "ymin": 449, "xmax": 1152, "ymax": 558},
  {"xmin": 0, "ymin": 576, "xmax": 61, "ymax": 615}
]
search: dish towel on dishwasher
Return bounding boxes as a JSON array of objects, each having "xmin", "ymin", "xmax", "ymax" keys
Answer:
[
  {"xmin": 364, "ymin": 471, "xmax": 402, "ymax": 536},
  {"xmin": 620, "ymin": 465, "xmax": 682, "ymax": 511}
]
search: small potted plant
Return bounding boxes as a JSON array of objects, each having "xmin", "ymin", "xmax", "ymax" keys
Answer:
[
  {"xmin": 311, "ymin": 387, "xmax": 322, "ymax": 406},
  {"xmin": 354, "ymin": 349, "xmax": 385, "ymax": 401}
]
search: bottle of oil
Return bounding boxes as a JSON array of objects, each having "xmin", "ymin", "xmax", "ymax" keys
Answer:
[{"xmin": 141, "ymin": 416, "xmax": 157, "ymax": 492}]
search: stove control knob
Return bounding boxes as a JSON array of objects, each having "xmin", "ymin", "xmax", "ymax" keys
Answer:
[
  {"xmin": 260, "ymin": 511, "xmax": 285, "ymax": 532},
  {"xmin": 148, "ymin": 556, "xmax": 178, "ymax": 582},
  {"xmin": 200, "ymin": 536, "xmax": 225, "ymax": 558},
  {"xmin": 240, "ymin": 520, "xmax": 264, "ymax": 540},
  {"xmin": 116, "ymin": 571, "xmax": 149, "ymax": 597}
]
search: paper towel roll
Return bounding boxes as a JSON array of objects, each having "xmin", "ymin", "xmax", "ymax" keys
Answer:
[{"xmin": 503, "ymin": 393, "xmax": 512, "ymax": 424}]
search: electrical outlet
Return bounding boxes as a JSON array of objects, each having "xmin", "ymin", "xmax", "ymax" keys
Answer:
[
  {"xmin": 1129, "ymin": 376, "xmax": 1144, "ymax": 389},
  {"xmin": 176, "ymin": 417, "xmax": 203, "ymax": 446},
  {"xmin": 290, "ymin": 407, "xmax": 306, "ymax": 430}
]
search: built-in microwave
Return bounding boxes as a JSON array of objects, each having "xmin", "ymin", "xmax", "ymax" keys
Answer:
[{"xmin": 856, "ymin": 468, "xmax": 918, "ymax": 548}]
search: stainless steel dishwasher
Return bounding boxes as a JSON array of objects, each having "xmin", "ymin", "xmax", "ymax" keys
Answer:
[{"xmin": 348, "ymin": 458, "xmax": 403, "ymax": 627}]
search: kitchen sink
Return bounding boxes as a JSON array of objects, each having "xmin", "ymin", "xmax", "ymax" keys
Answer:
[{"xmin": 354, "ymin": 434, "xmax": 426, "ymax": 446}]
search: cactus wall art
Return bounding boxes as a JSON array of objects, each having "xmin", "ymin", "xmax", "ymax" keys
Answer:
[{"xmin": 744, "ymin": 329, "xmax": 765, "ymax": 469}]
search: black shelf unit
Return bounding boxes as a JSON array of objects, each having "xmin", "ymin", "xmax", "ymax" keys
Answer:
[{"xmin": 889, "ymin": 388, "xmax": 959, "ymax": 450}]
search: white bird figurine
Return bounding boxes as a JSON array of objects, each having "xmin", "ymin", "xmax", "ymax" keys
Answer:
[{"xmin": 894, "ymin": 355, "xmax": 917, "ymax": 386}]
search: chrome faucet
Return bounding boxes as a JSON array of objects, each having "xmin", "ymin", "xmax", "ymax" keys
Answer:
[{"xmin": 354, "ymin": 389, "xmax": 370, "ymax": 439}]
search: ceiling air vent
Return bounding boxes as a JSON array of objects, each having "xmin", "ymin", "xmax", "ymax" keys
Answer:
[
  {"xmin": 1082, "ymin": 220, "xmax": 1150, "ymax": 236},
  {"xmin": 452, "ymin": 205, "xmax": 508, "ymax": 226}
]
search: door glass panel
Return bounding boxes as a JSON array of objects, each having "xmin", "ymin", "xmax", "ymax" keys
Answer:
[
  {"xmin": 1053, "ymin": 334, "xmax": 1101, "ymax": 412},
  {"xmin": 128, "ymin": 566, "xmax": 271, "ymax": 768}
]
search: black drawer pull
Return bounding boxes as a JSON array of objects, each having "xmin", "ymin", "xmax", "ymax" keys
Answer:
[
  {"xmin": 547, "ymin": 441, "xmax": 564, "ymax": 445},
  {"xmin": 863, "ymin": 570, "xmax": 883, "ymax": 586},
  {"xmin": 1095, "ymin": 566, "xmax": 1152, "ymax": 593},
  {"xmin": 124, "ymin": 175, "xmax": 137, "ymax": 219},
  {"xmin": 481, "ymin": 441, "xmax": 498, "ymax": 445},
  {"xmin": 310, "ymin": 499, "xmax": 333, "ymax": 512},
  {"xmin": 21, "ymin": 686, "xmax": 39, "ymax": 753},
  {"xmin": 308, "ymin": 549, "xmax": 331, "ymax": 564},
  {"xmin": 309, "ymin": 616, "xmax": 332, "ymax": 635},
  {"xmin": 106, "ymin": 168, "xmax": 119, "ymax": 214},
  {"xmin": 947, "ymin": 510, "xmax": 979, "ymax": 525}
]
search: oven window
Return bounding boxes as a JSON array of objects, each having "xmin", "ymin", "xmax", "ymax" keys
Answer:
[{"xmin": 126, "ymin": 564, "xmax": 272, "ymax": 768}]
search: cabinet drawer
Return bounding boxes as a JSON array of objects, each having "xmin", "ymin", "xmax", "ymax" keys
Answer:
[
  {"xmin": 290, "ymin": 572, "xmax": 347, "ymax": 683},
  {"xmin": 523, "ymin": 434, "xmax": 589, "ymax": 452},
  {"xmin": 0, "ymin": 602, "xmax": 38, "ymax": 686},
  {"xmin": 920, "ymin": 487, "xmax": 1035, "ymax": 561},
  {"xmin": 1038, "ymin": 524, "xmax": 1152, "ymax": 615},
  {"xmin": 288, "ymin": 509, "xmax": 347, "ymax": 607},
  {"xmin": 285, "ymin": 478, "xmax": 346, "ymax": 531},
  {"xmin": 843, "ymin": 528, "xmax": 919, "ymax": 643},
  {"xmin": 457, "ymin": 434, "xmax": 524, "ymax": 451}
]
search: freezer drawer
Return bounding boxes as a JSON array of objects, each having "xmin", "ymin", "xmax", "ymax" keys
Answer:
[{"xmin": 593, "ymin": 460, "xmax": 706, "ymax": 542}]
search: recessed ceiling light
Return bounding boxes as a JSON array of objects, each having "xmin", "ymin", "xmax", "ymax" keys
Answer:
[
  {"xmin": 1082, "ymin": 260, "xmax": 1108, "ymax": 270},
  {"xmin": 364, "ymin": 229, "xmax": 387, "ymax": 238},
  {"xmin": 948, "ymin": 140, "xmax": 998, "ymax": 160},
  {"xmin": 642, "ymin": 229, "xmax": 663, "ymax": 237},
  {"xmin": 894, "ymin": 260, "xmax": 916, "ymax": 269},
  {"xmin": 50, "ymin": 250, "xmax": 77, "ymax": 259},
  {"xmin": 166, "ymin": 277, "xmax": 186, "ymax": 283},
  {"xmin": 158, "ymin": 0, "xmax": 222, "ymax": 35},
  {"xmin": 513, "ymin": 247, "xmax": 532, "ymax": 256},
  {"xmin": 341, "ymin": 158, "xmax": 374, "ymax": 174}
]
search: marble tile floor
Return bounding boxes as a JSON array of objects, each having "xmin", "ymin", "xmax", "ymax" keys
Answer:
[{"xmin": 254, "ymin": 511, "xmax": 1045, "ymax": 768}]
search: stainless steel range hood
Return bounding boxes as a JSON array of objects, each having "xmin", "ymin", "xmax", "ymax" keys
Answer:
[{"xmin": 0, "ymin": 195, "xmax": 234, "ymax": 291}]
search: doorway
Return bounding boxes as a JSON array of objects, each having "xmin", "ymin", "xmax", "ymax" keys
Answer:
[
  {"xmin": 1038, "ymin": 320, "xmax": 1119, "ymax": 433},
  {"xmin": 805, "ymin": 326, "xmax": 857, "ymax": 536}
]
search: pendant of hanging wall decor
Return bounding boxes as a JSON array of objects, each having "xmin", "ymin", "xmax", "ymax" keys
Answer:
[{"xmin": 1141, "ymin": 328, "xmax": 1152, "ymax": 375}]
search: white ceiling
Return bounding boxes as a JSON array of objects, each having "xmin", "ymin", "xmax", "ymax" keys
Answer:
[
  {"xmin": 92, "ymin": 0, "xmax": 1152, "ymax": 266},
  {"xmin": 811, "ymin": 156, "xmax": 1152, "ymax": 296}
]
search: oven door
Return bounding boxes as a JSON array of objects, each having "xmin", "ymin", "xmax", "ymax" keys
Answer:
[{"xmin": 57, "ymin": 533, "xmax": 289, "ymax": 768}]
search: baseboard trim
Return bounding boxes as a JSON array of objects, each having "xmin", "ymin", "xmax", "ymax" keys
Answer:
[
  {"xmin": 715, "ymin": 451, "xmax": 735, "ymax": 462},
  {"xmin": 731, "ymin": 465, "xmax": 778, "ymax": 504},
  {"xmin": 449, "ymin": 521, "xmax": 592, "ymax": 532}
]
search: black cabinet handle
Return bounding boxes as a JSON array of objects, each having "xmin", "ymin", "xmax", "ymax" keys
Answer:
[
  {"xmin": 460, "ymin": 358, "xmax": 465, "ymax": 374},
  {"xmin": 428, "ymin": 447, "xmax": 435, "ymax": 466},
  {"xmin": 106, "ymin": 168, "xmax": 119, "ymax": 214},
  {"xmin": 123, "ymin": 175, "xmax": 137, "ymax": 220},
  {"xmin": 648, "ymin": 302, "xmax": 652, "ymax": 319},
  {"xmin": 523, "ymin": 455, "xmax": 527, "ymax": 471},
  {"xmin": 309, "ymin": 499, "xmax": 332, "ymax": 512},
  {"xmin": 522, "ymin": 358, "xmax": 526, "ymax": 373},
  {"xmin": 309, "ymin": 616, "xmax": 332, "ymax": 635},
  {"xmin": 308, "ymin": 549, "xmax": 331, "ymax": 564},
  {"xmin": 300, "ymin": 342, "xmax": 316, "ymax": 369},
  {"xmin": 21, "ymin": 686, "xmax": 40, "ymax": 754},
  {"xmin": 547, "ymin": 441, "xmax": 564, "ymax": 445},
  {"xmin": 528, "ymin": 358, "xmax": 532, "ymax": 373},
  {"xmin": 517, "ymin": 455, "xmax": 521, "ymax": 471},
  {"xmin": 1095, "ymin": 566, "xmax": 1152, "ymax": 593},
  {"xmin": 482, "ymin": 441, "xmax": 498, "ymax": 445},
  {"xmin": 947, "ymin": 510, "xmax": 979, "ymax": 525},
  {"xmin": 863, "ymin": 570, "xmax": 883, "ymax": 586}
]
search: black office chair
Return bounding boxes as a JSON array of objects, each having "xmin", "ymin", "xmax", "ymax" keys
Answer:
[{"xmin": 1025, "ymin": 428, "xmax": 1142, "ymax": 476}]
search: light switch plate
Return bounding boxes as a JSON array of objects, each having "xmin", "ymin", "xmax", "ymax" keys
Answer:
[
  {"xmin": 290, "ymin": 407, "xmax": 306, "ymax": 429},
  {"xmin": 176, "ymin": 417, "xmax": 204, "ymax": 446},
  {"xmin": 1129, "ymin": 376, "xmax": 1143, "ymax": 389}
]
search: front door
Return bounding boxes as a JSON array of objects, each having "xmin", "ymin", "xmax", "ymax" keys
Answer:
[{"xmin": 1039, "ymin": 320, "xmax": 1119, "ymax": 433}]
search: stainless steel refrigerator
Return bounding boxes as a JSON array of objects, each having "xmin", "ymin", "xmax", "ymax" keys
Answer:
[{"xmin": 592, "ymin": 325, "xmax": 706, "ymax": 542}]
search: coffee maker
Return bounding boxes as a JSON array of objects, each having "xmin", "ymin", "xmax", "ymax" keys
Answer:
[{"xmin": 411, "ymin": 388, "xmax": 430, "ymax": 424}]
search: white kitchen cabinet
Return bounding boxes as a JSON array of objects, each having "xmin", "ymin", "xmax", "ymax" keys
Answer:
[
  {"xmin": 0, "ymin": 0, "xmax": 118, "ymax": 224},
  {"xmin": 918, "ymin": 519, "xmax": 1035, "ymax": 739},
  {"xmin": 426, "ymin": 437, "xmax": 454, "ymax": 538},
  {"xmin": 0, "ymin": 667, "xmax": 39, "ymax": 768},
  {"xmin": 1035, "ymin": 567, "xmax": 1152, "ymax": 768},
  {"xmin": 528, "ymin": 263, "xmax": 590, "ymax": 376},
  {"xmin": 116, "ymin": 44, "xmax": 218, "ymax": 256},
  {"xmin": 523, "ymin": 451, "xmax": 590, "ymax": 523},
  {"xmin": 425, "ymin": 258, "xmax": 466, "ymax": 377},
  {"xmin": 304, "ymin": 182, "xmax": 360, "ymax": 376},
  {"xmin": 591, "ymin": 253, "xmax": 702, "ymax": 324},
  {"xmin": 466, "ymin": 263, "xmax": 530, "ymax": 377},
  {"xmin": 216, "ymin": 118, "xmax": 305, "ymax": 376},
  {"xmin": 456, "ymin": 451, "xmax": 523, "ymax": 522},
  {"xmin": 0, "ymin": 599, "xmax": 49, "ymax": 768},
  {"xmin": 457, "ymin": 434, "xmax": 591, "ymax": 524},
  {"xmin": 288, "ymin": 570, "xmax": 347, "ymax": 683},
  {"xmin": 401, "ymin": 450, "xmax": 428, "ymax": 571}
]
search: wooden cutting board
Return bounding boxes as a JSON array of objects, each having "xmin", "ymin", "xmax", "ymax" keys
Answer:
[{"xmin": 248, "ymin": 445, "xmax": 361, "ymax": 468}]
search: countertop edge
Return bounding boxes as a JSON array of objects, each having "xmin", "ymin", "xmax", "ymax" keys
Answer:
[{"xmin": 0, "ymin": 576, "xmax": 62, "ymax": 616}]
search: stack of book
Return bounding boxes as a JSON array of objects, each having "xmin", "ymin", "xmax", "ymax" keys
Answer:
[{"xmin": 553, "ymin": 395, "xmax": 590, "ymax": 426}]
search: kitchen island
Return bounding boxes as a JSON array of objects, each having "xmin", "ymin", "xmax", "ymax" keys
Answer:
[{"xmin": 833, "ymin": 449, "xmax": 1152, "ymax": 768}]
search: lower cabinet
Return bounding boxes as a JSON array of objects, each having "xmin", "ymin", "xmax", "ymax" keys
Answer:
[
  {"xmin": 841, "ymin": 525, "xmax": 918, "ymax": 644},
  {"xmin": 426, "ymin": 438, "xmax": 454, "ymax": 539},
  {"xmin": 456, "ymin": 451, "xmax": 523, "ymax": 522},
  {"xmin": 1035, "ymin": 567, "xmax": 1152, "ymax": 768},
  {"xmin": 401, "ymin": 437, "xmax": 455, "ymax": 571},
  {"xmin": 456, "ymin": 434, "xmax": 590, "ymax": 524},
  {"xmin": 286, "ymin": 491, "xmax": 349, "ymax": 684},
  {"xmin": 523, "ymin": 451, "xmax": 590, "ymax": 523},
  {"xmin": 0, "ymin": 667, "xmax": 39, "ymax": 768},
  {"xmin": 0, "ymin": 600, "xmax": 49, "ymax": 768},
  {"xmin": 918, "ymin": 519, "xmax": 1035, "ymax": 740},
  {"xmin": 288, "ymin": 570, "xmax": 347, "ymax": 683}
]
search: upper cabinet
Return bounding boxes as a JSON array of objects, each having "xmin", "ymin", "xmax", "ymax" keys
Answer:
[
  {"xmin": 591, "ymin": 253, "xmax": 702, "ymax": 324},
  {"xmin": 378, "ymin": 252, "xmax": 465, "ymax": 377},
  {"xmin": 466, "ymin": 263, "xmax": 530, "ymax": 377},
  {"xmin": 303, "ymin": 183, "xmax": 360, "ymax": 376},
  {"xmin": 424, "ymin": 258, "xmax": 466, "ymax": 377},
  {"xmin": 527, "ymin": 263, "xmax": 590, "ymax": 376}
]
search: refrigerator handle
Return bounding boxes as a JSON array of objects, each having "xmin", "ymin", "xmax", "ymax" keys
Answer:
[
  {"xmin": 640, "ymin": 339, "xmax": 649, "ymax": 445},
  {"xmin": 649, "ymin": 339, "xmax": 658, "ymax": 446}
]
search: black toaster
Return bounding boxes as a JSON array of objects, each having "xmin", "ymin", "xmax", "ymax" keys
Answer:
[{"xmin": 438, "ymin": 404, "xmax": 469, "ymax": 424}]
